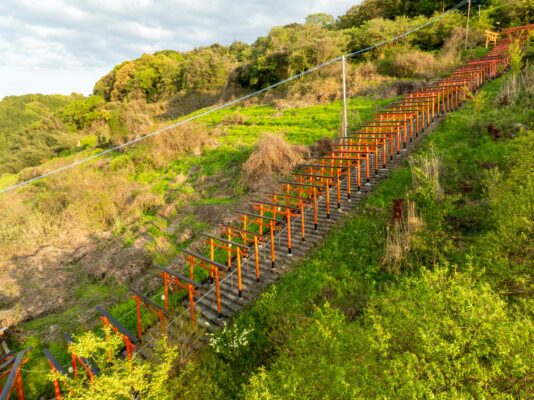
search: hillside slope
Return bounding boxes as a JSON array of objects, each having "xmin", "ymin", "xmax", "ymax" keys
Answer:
[
  {"xmin": 1, "ymin": 2, "xmax": 532, "ymax": 398},
  {"xmin": 179, "ymin": 55, "xmax": 534, "ymax": 400}
]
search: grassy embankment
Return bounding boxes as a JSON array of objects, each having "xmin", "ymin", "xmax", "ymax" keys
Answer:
[{"xmin": 170, "ymin": 68, "xmax": 533, "ymax": 398}]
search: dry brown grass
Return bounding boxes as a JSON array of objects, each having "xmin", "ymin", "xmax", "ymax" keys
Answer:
[
  {"xmin": 382, "ymin": 48, "xmax": 448, "ymax": 79},
  {"xmin": 221, "ymin": 112, "xmax": 248, "ymax": 126},
  {"xmin": 3, "ymin": 122, "xmax": 213, "ymax": 256},
  {"xmin": 443, "ymin": 27, "xmax": 485, "ymax": 58},
  {"xmin": 0, "ymin": 120, "xmax": 219, "ymax": 325},
  {"xmin": 141, "ymin": 123, "xmax": 216, "ymax": 169},
  {"xmin": 383, "ymin": 200, "xmax": 423, "ymax": 269},
  {"xmin": 498, "ymin": 62, "xmax": 534, "ymax": 106},
  {"xmin": 241, "ymin": 133, "xmax": 308, "ymax": 190},
  {"xmin": 268, "ymin": 62, "xmax": 391, "ymax": 109},
  {"xmin": 380, "ymin": 28, "xmax": 485, "ymax": 81},
  {"xmin": 383, "ymin": 151, "xmax": 442, "ymax": 270}
]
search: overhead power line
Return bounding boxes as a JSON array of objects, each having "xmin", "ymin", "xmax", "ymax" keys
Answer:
[{"xmin": 0, "ymin": 0, "xmax": 469, "ymax": 196}]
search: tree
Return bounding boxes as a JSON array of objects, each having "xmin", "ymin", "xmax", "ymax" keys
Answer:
[
  {"xmin": 488, "ymin": 0, "xmax": 534, "ymax": 27},
  {"xmin": 305, "ymin": 13, "xmax": 334, "ymax": 27},
  {"xmin": 336, "ymin": 0, "xmax": 386, "ymax": 29},
  {"xmin": 180, "ymin": 47, "xmax": 234, "ymax": 91},
  {"xmin": 60, "ymin": 95, "xmax": 109, "ymax": 130},
  {"xmin": 236, "ymin": 23, "xmax": 347, "ymax": 89},
  {"xmin": 335, "ymin": 0, "xmax": 475, "ymax": 29}
]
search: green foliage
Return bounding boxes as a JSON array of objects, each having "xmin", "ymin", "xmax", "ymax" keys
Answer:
[
  {"xmin": 109, "ymin": 154, "xmax": 133, "ymax": 171},
  {"xmin": 94, "ymin": 45, "xmax": 238, "ymax": 102},
  {"xmin": 487, "ymin": 0, "xmax": 534, "ymax": 27},
  {"xmin": 336, "ymin": 0, "xmax": 471, "ymax": 29},
  {"xmin": 344, "ymin": 12, "xmax": 465, "ymax": 56},
  {"xmin": 344, "ymin": 16, "xmax": 426, "ymax": 54},
  {"xmin": 208, "ymin": 321, "xmax": 254, "ymax": 362},
  {"xmin": 236, "ymin": 23, "xmax": 347, "ymax": 89},
  {"xmin": 304, "ymin": 13, "xmax": 334, "ymax": 27},
  {"xmin": 60, "ymin": 95, "xmax": 109, "ymax": 130},
  {"xmin": 469, "ymin": 89, "xmax": 490, "ymax": 136},
  {"xmin": 0, "ymin": 94, "xmax": 85, "ymax": 173},
  {"xmin": 181, "ymin": 45, "xmax": 235, "ymax": 91},
  {"xmin": 244, "ymin": 269, "xmax": 532, "ymax": 399},
  {"xmin": 173, "ymin": 70, "xmax": 533, "ymax": 399},
  {"xmin": 508, "ymin": 40, "xmax": 524, "ymax": 73},
  {"xmin": 55, "ymin": 334, "xmax": 180, "ymax": 400}
]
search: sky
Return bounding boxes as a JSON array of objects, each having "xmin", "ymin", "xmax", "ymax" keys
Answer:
[{"xmin": 0, "ymin": 0, "xmax": 358, "ymax": 99}]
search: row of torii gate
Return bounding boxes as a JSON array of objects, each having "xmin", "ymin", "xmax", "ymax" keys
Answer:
[
  {"xmin": 2, "ymin": 24, "xmax": 532, "ymax": 400},
  {"xmin": 485, "ymin": 23, "xmax": 534, "ymax": 47}
]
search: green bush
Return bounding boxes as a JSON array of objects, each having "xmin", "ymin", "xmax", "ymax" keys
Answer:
[
  {"xmin": 244, "ymin": 268, "xmax": 532, "ymax": 399},
  {"xmin": 93, "ymin": 45, "xmax": 238, "ymax": 102},
  {"xmin": 235, "ymin": 23, "xmax": 346, "ymax": 89},
  {"xmin": 336, "ymin": 0, "xmax": 469, "ymax": 29},
  {"xmin": 60, "ymin": 95, "xmax": 109, "ymax": 130},
  {"xmin": 109, "ymin": 154, "xmax": 133, "ymax": 171}
]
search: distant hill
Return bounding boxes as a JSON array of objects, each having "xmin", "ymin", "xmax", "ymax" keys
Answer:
[{"xmin": 0, "ymin": 94, "xmax": 84, "ymax": 174}]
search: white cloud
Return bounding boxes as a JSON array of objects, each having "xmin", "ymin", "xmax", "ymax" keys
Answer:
[{"xmin": 0, "ymin": 0, "xmax": 359, "ymax": 98}]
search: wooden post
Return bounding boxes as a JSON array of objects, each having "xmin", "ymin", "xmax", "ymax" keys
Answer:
[
  {"xmin": 254, "ymin": 236, "xmax": 260, "ymax": 282},
  {"xmin": 237, "ymin": 248, "xmax": 243, "ymax": 298},
  {"xmin": 134, "ymin": 296, "xmax": 142, "ymax": 340}
]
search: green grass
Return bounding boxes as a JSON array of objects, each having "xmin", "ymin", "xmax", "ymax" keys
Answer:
[{"xmin": 0, "ymin": 172, "xmax": 17, "ymax": 188}]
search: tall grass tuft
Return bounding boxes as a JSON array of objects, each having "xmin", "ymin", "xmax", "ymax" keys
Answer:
[
  {"xmin": 409, "ymin": 148, "xmax": 443, "ymax": 202},
  {"xmin": 383, "ymin": 200, "xmax": 423, "ymax": 270},
  {"xmin": 240, "ymin": 133, "xmax": 308, "ymax": 190}
]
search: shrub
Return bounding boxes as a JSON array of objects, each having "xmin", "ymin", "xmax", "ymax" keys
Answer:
[
  {"xmin": 240, "ymin": 133, "xmax": 308, "ymax": 190},
  {"xmin": 109, "ymin": 154, "xmax": 133, "ymax": 171},
  {"xmin": 508, "ymin": 39, "xmax": 524, "ymax": 73},
  {"xmin": 497, "ymin": 63, "xmax": 534, "ymax": 106},
  {"xmin": 244, "ymin": 268, "xmax": 533, "ymax": 399},
  {"xmin": 136, "ymin": 122, "xmax": 213, "ymax": 169},
  {"xmin": 236, "ymin": 23, "xmax": 346, "ymax": 89},
  {"xmin": 60, "ymin": 96, "xmax": 109, "ymax": 130},
  {"xmin": 55, "ymin": 333, "xmax": 180, "ymax": 400},
  {"xmin": 378, "ymin": 45, "xmax": 447, "ymax": 79}
]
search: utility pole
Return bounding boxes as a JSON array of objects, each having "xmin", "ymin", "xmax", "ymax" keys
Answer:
[
  {"xmin": 341, "ymin": 55, "xmax": 348, "ymax": 138},
  {"xmin": 465, "ymin": 0, "xmax": 472, "ymax": 50}
]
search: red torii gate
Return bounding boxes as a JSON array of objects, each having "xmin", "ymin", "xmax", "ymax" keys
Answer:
[
  {"xmin": 334, "ymin": 140, "xmax": 384, "ymax": 176},
  {"xmin": 264, "ymin": 191, "xmax": 314, "ymax": 227},
  {"xmin": 233, "ymin": 210, "xmax": 281, "ymax": 269},
  {"xmin": 96, "ymin": 306, "xmax": 138, "ymax": 360},
  {"xmin": 155, "ymin": 265, "xmax": 201, "ymax": 326},
  {"xmin": 43, "ymin": 348, "xmax": 67, "ymax": 400},
  {"xmin": 129, "ymin": 288, "xmax": 169, "ymax": 339},
  {"xmin": 219, "ymin": 225, "xmax": 263, "ymax": 282},
  {"xmin": 292, "ymin": 171, "xmax": 336, "ymax": 218},
  {"xmin": 296, "ymin": 164, "xmax": 348, "ymax": 210},
  {"xmin": 181, "ymin": 248, "xmax": 228, "ymax": 317},
  {"xmin": 278, "ymin": 180, "xmax": 321, "ymax": 230},
  {"xmin": 251, "ymin": 199, "xmax": 303, "ymax": 255}
]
